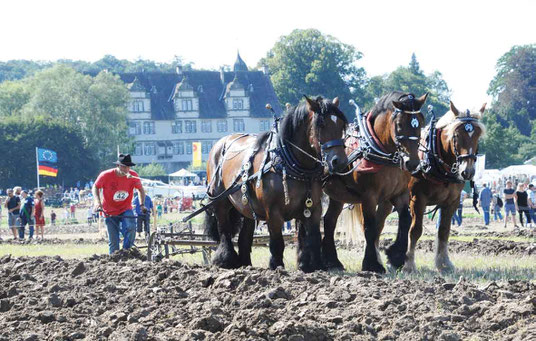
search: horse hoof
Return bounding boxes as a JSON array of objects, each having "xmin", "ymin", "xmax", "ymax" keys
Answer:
[
  {"xmin": 212, "ymin": 250, "xmax": 240, "ymax": 269},
  {"xmin": 385, "ymin": 247, "xmax": 406, "ymax": 269},
  {"xmin": 362, "ymin": 261, "xmax": 386, "ymax": 274},
  {"xmin": 269, "ymin": 258, "xmax": 284, "ymax": 270},
  {"xmin": 324, "ymin": 259, "xmax": 345, "ymax": 271}
]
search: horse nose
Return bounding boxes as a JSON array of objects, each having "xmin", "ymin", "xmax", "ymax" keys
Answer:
[
  {"xmin": 462, "ymin": 168, "xmax": 475, "ymax": 180},
  {"xmin": 330, "ymin": 156, "xmax": 340, "ymax": 170},
  {"xmin": 405, "ymin": 158, "xmax": 420, "ymax": 172}
]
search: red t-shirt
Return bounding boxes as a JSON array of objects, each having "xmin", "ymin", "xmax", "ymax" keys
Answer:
[{"xmin": 94, "ymin": 168, "xmax": 142, "ymax": 216}]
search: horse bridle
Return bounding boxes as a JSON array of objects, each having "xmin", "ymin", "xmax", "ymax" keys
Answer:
[
  {"xmin": 391, "ymin": 107, "xmax": 423, "ymax": 168},
  {"xmin": 447, "ymin": 116, "xmax": 479, "ymax": 175}
]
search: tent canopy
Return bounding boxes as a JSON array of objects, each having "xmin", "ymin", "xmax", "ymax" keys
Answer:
[
  {"xmin": 499, "ymin": 165, "xmax": 536, "ymax": 177},
  {"xmin": 169, "ymin": 168, "xmax": 197, "ymax": 177}
]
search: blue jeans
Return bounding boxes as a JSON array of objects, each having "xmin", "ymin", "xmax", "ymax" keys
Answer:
[
  {"xmin": 530, "ymin": 209, "xmax": 536, "ymax": 225},
  {"xmin": 451, "ymin": 205, "xmax": 462, "ymax": 226},
  {"xmin": 105, "ymin": 209, "xmax": 136, "ymax": 254},
  {"xmin": 482, "ymin": 205, "xmax": 490, "ymax": 225},
  {"xmin": 19, "ymin": 215, "xmax": 34, "ymax": 239},
  {"xmin": 494, "ymin": 205, "xmax": 503, "ymax": 221}
]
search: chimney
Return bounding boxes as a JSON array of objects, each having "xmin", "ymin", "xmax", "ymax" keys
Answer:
[
  {"xmin": 220, "ymin": 67, "xmax": 225, "ymax": 84},
  {"xmin": 175, "ymin": 65, "xmax": 183, "ymax": 75},
  {"xmin": 261, "ymin": 65, "xmax": 269, "ymax": 75}
]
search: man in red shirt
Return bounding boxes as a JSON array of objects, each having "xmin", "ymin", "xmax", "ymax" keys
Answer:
[{"xmin": 92, "ymin": 154, "xmax": 147, "ymax": 254}]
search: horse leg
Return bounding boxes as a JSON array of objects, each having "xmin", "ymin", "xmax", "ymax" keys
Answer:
[
  {"xmin": 361, "ymin": 200, "xmax": 385, "ymax": 273},
  {"xmin": 321, "ymin": 199, "xmax": 345, "ymax": 270},
  {"xmin": 435, "ymin": 204, "xmax": 458, "ymax": 273},
  {"xmin": 373, "ymin": 201, "xmax": 392, "ymax": 267},
  {"xmin": 266, "ymin": 214, "xmax": 285, "ymax": 270},
  {"xmin": 211, "ymin": 202, "xmax": 241, "ymax": 269},
  {"xmin": 238, "ymin": 217, "xmax": 255, "ymax": 267},
  {"xmin": 403, "ymin": 196, "xmax": 426, "ymax": 272},
  {"xmin": 296, "ymin": 208, "xmax": 324, "ymax": 273},
  {"xmin": 385, "ymin": 194, "xmax": 411, "ymax": 270}
]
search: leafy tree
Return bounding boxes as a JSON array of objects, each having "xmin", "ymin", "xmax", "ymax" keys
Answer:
[
  {"xmin": 21, "ymin": 65, "xmax": 130, "ymax": 167},
  {"xmin": 488, "ymin": 44, "xmax": 536, "ymax": 135},
  {"xmin": 0, "ymin": 60, "xmax": 51, "ymax": 82},
  {"xmin": 134, "ymin": 163, "xmax": 167, "ymax": 177},
  {"xmin": 365, "ymin": 53, "xmax": 450, "ymax": 118},
  {"xmin": 0, "ymin": 80, "xmax": 30, "ymax": 117},
  {"xmin": 0, "ymin": 117, "xmax": 98, "ymax": 189},
  {"xmin": 259, "ymin": 29, "xmax": 367, "ymax": 118}
]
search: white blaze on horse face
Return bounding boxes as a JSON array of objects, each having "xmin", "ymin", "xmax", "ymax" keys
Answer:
[{"xmin": 331, "ymin": 115, "xmax": 338, "ymax": 124}]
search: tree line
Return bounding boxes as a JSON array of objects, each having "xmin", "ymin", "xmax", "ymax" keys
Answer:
[{"xmin": 0, "ymin": 29, "xmax": 534, "ymax": 188}]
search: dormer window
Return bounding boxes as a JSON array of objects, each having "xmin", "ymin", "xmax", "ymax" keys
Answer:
[
  {"xmin": 233, "ymin": 99, "xmax": 244, "ymax": 110},
  {"xmin": 181, "ymin": 99, "xmax": 193, "ymax": 111},
  {"xmin": 132, "ymin": 100, "xmax": 144, "ymax": 112}
]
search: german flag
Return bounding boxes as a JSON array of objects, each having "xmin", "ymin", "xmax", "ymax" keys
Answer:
[
  {"xmin": 38, "ymin": 163, "xmax": 58, "ymax": 177},
  {"xmin": 37, "ymin": 148, "xmax": 58, "ymax": 177}
]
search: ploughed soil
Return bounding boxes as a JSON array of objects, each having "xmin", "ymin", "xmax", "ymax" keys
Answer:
[{"xmin": 1, "ymin": 250, "xmax": 535, "ymax": 341}]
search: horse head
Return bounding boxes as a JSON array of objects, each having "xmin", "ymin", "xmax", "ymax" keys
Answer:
[
  {"xmin": 389, "ymin": 93, "xmax": 428, "ymax": 172},
  {"xmin": 304, "ymin": 96, "xmax": 349, "ymax": 174},
  {"xmin": 439, "ymin": 101, "xmax": 486, "ymax": 181}
]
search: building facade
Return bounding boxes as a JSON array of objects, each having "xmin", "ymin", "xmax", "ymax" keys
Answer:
[{"xmin": 121, "ymin": 54, "xmax": 282, "ymax": 173}]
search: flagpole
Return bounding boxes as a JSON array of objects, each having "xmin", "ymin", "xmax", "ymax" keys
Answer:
[{"xmin": 36, "ymin": 147, "xmax": 40, "ymax": 189}]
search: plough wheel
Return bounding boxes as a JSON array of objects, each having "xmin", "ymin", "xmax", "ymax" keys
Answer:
[{"xmin": 147, "ymin": 232, "xmax": 169, "ymax": 262}]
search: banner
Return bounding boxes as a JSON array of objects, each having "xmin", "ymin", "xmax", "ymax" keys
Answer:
[
  {"xmin": 192, "ymin": 142, "xmax": 202, "ymax": 168},
  {"xmin": 37, "ymin": 147, "xmax": 58, "ymax": 177}
]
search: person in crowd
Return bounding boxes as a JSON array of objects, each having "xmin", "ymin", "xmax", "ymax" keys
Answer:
[
  {"xmin": 4, "ymin": 188, "xmax": 21, "ymax": 240},
  {"xmin": 132, "ymin": 192, "xmax": 155, "ymax": 239},
  {"xmin": 478, "ymin": 183, "xmax": 492, "ymax": 226},
  {"xmin": 156, "ymin": 202, "xmax": 163, "ymax": 218},
  {"xmin": 70, "ymin": 203, "xmax": 76, "ymax": 219},
  {"xmin": 492, "ymin": 190, "xmax": 504, "ymax": 222},
  {"xmin": 34, "ymin": 190, "xmax": 46, "ymax": 240},
  {"xmin": 87, "ymin": 206, "xmax": 94, "ymax": 226},
  {"xmin": 19, "ymin": 190, "xmax": 35, "ymax": 240},
  {"xmin": 50, "ymin": 210, "xmax": 56, "ymax": 226},
  {"xmin": 503, "ymin": 180, "xmax": 518, "ymax": 228},
  {"xmin": 515, "ymin": 183, "xmax": 532, "ymax": 227},
  {"xmin": 63, "ymin": 206, "xmax": 69, "ymax": 222},
  {"xmin": 528, "ymin": 184, "xmax": 536, "ymax": 227},
  {"xmin": 451, "ymin": 190, "xmax": 466, "ymax": 227},
  {"xmin": 92, "ymin": 154, "xmax": 146, "ymax": 254}
]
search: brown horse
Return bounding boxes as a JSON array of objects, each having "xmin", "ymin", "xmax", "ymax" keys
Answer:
[
  {"xmin": 204, "ymin": 96, "xmax": 348, "ymax": 272},
  {"xmin": 398, "ymin": 101, "xmax": 486, "ymax": 273},
  {"xmin": 323, "ymin": 91, "xmax": 428, "ymax": 273}
]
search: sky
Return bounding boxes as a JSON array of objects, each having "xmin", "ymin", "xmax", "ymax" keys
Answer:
[{"xmin": 2, "ymin": 0, "xmax": 535, "ymax": 109}]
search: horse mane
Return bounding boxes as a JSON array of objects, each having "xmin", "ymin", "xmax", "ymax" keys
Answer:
[
  {"xmin": 279, "ymin": 97, "xmax": 348, "ymax": 142},
  {"xmin": 369, "ymin": 91, "xmax": 419, "ymax": 118},
  {"xmin": 435, "ymin": 108, "xmax": 486, "ymax": 139}
]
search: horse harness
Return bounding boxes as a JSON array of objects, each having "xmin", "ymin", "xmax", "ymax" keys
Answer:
[
  {"xmin": 418, "ymin": 114, "xmax": 479, "ymax": 185},
  {"xmin": 206, "ymin": 108, "xmax": 345, "ymax": 220}
]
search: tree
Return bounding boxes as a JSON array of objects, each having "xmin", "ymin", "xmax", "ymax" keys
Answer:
[
  {"xmin": 0, "ymin": 117, "xmax": 98, "ymax": 189},
  {"xmin": 134, "ymin": 163, "xmax": 167, "ymax": 177},
  {"xmin": 488, "ymin": 44, "xmax": 536, "ymax": 135},
  {"xmin": 365, "ymin": 54, "xmax": 450, "ymax": 118},
  {"xmin": 259, "ymin": 29, "xmax": 367, "ymax": 118},
  {"xmin": 0, "ymin": 80, "xmax": 30, "ymax": 117},
  {"xmin": 21, "ymin": 65, "xmax": 130, "ymax": 167}
]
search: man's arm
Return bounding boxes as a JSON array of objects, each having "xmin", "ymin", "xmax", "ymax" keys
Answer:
[
  {"xmin": 137, "ymin": 187, "xmax": 147, "ymax": 212},
  {"xmin": 92, "ymin": 185, "xmax": 102, "ymax": 211}
]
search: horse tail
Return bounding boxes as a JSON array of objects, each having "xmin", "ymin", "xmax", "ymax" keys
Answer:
[
  {"xmin": 336, "ymin": 203, "xmax": 365, "ymax": 246},
  {"xmin": 203, "ymin": 207, "xmax": 220, "ymax": 242}
]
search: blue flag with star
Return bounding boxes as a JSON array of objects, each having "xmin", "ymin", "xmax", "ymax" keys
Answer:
[{"xmin": 37, "ymin": 148, "xmax": 58, "ymax": 163}]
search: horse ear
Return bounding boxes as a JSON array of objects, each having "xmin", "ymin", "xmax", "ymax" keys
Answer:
[
  {"xmin": 304, "ymin": 95, "xmax": 320, "ymax": 113},
  {"xmin": 392, "ymin": 100, "xmax": 404, "ymax": 111},
  {"xmin": 417, "ymin": 93, "xmax": 428, "ymax": 105},
  {"xmin": 479, "ymin": 102, "xmax": 487, "ymax": 114},
  {"xmin": 450, "ymin": 101, "xmax": 460, "ymax": 116},
  {"xmin": 333, "ymin": 97, "xmax": 340, "ymax": 108}
]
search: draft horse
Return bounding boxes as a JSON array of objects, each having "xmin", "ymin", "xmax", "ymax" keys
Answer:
[
  {"xmin": 400, "ymin": 101, "xmax": 486, "ymax": 273},
  {"xmin": 204, "ymin": 96, "xmax": 348, "ymax": 272},
  {"xmin": 323, "ymin": 91, "xmax": 428, "ymax": 273}
]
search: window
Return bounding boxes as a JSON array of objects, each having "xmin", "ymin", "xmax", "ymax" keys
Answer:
[
  {"xmin": 201, "ymin": 120, "xmax": 212, "ymax": 133},
  {"xmin": 185, "ymin": 120, "xmax": 197, "ymax": 133},
  {"xmin": 134, "ymin": 143, "xmax": 143, "ymax": 156},
  {"xmin": 172, "ymin": 141, "xmax": 184, "ymax": 155},
  {"xmin": 144, "ymin": 142, "xmax": 156, "ymax": 155},
  {"xmin": 217, "ymin": 120, "xmax": 227, "ymax": 132},
  {"xmin": 132, "ymin": 100, "xmax": 144, "ymax": 112},
  {"xmin": 233, "ymin": 119, "xmax": 245, "ymax": 132},
  {"xmin": 128, "ymin": 122, "xmax": 141, "ymax": 136},
  {"xmin": 181, "ymin": 99, "xmax": 193, "ymax": 111},
  {"xmin": 186, "ymin": 142, "xmax": 192, "ymax": 154},
  {"xmin": 172, "ymin": 121, "xmax": 182, "ymax": 134},
  {"xmin": 232, "ymin": 98, "xmax": 244, "ymax": 110},
  {"xmin": 259, "ymin": 120, "xmax": 270, "ymax": 132},
  {"xmin": 202, "ymin": 141, "xmax": 214, "ymax": 154},
  {"xmin": 143, "ymin": 121, "xmax": 155, "ymax": 135}
]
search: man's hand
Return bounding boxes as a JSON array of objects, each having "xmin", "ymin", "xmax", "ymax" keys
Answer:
[
  {"xmin": 140, "ymin": 204, "xmax": 148, "ymax": 214},
  {"xmin": 94, "ymin": 202, "xmax": 102, "ymax": 212}
]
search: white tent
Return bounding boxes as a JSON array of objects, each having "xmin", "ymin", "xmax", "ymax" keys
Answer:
[
  {"xmin": 499, "ymin": 165, "xmax": 536, "ymax": 177},
  {"xmin": 169, "ymin": 169, "xmax": 197, "ymax": 177}
]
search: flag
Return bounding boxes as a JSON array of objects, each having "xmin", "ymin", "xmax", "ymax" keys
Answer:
[
  {"xmin": 192, "ymin": 142, "xmax": 202, "ymax": 168},
  {"xmin": 37, "ymin": 148, "xmax": 58, "ymax": 177}
]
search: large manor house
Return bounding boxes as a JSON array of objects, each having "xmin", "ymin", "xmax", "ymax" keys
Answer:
[{"xmin": 121, "ymin": 54, "xmax": 282, "ymax": 173}]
